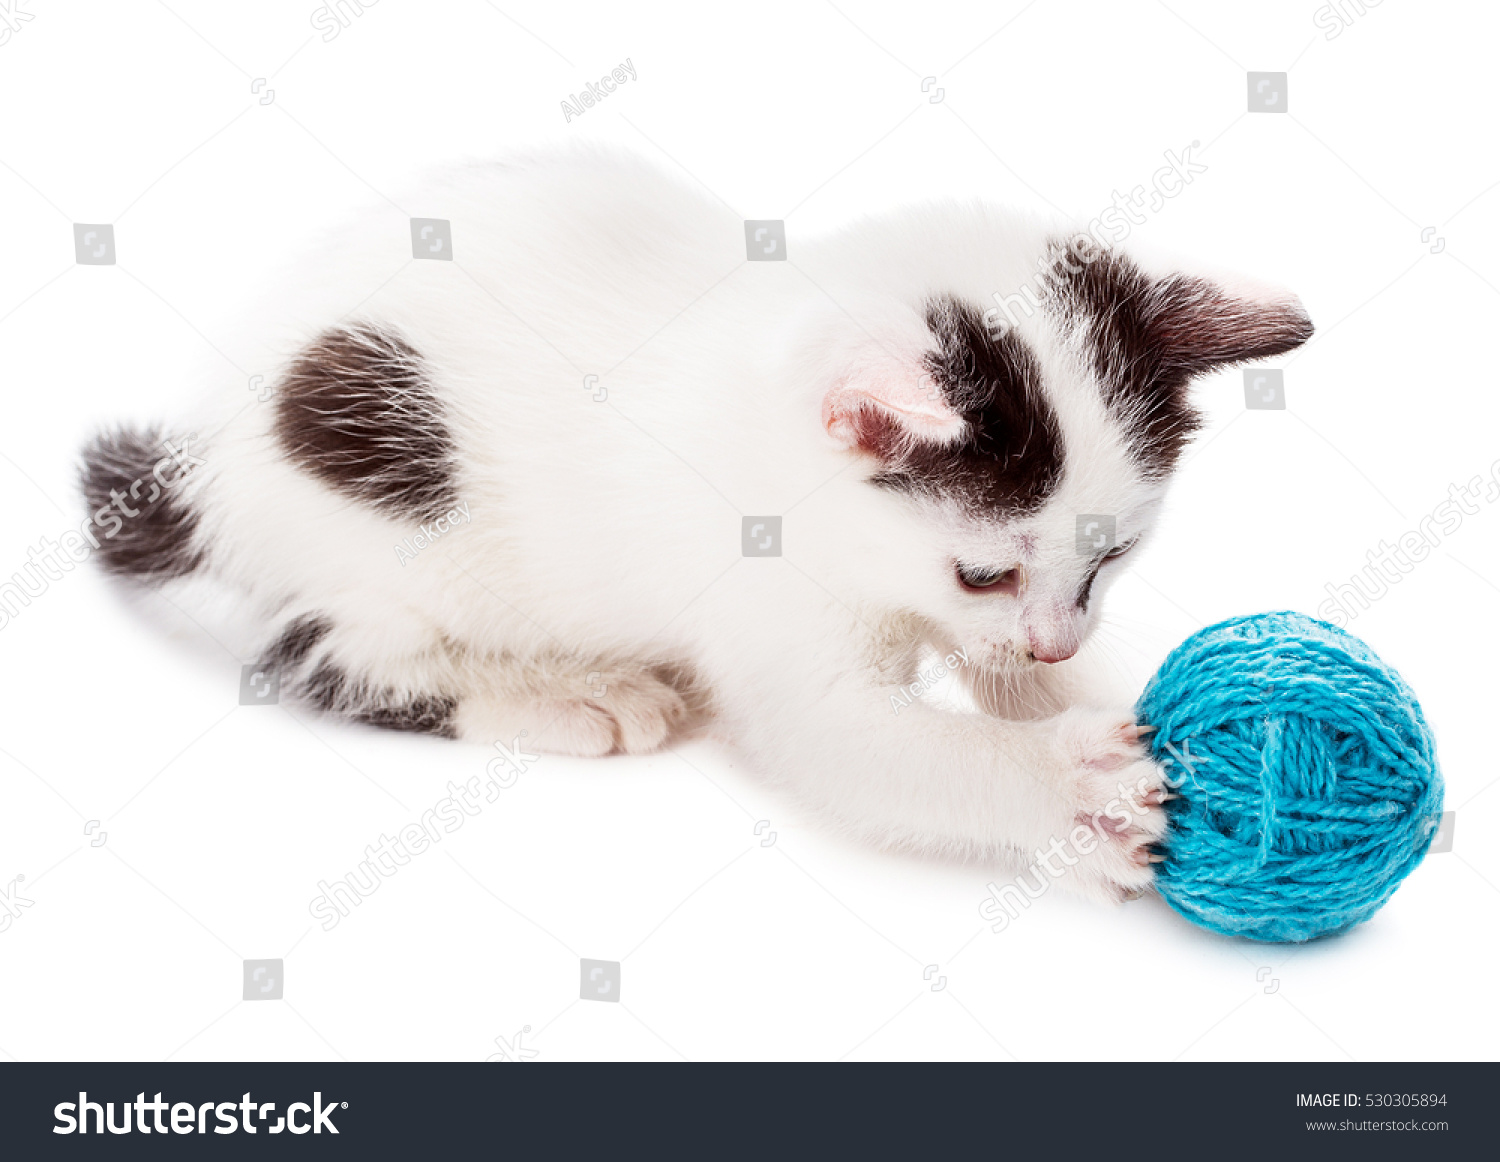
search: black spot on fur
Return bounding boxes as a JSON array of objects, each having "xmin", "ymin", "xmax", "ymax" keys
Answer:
[
  {"xmin": 264, "ymin": 614, "xmax": 332, "ymax": 668},
  {"xmin": 1053, "ymin": 243, "xmax": 1314, "ymax": 478},
  {"xmin": 868, "ymin": 296, "xmax": 1064, "ymax": 516},
  {"xmin": 274, "ymin": 323, "xmax": 457, "ymax": 521},
  {"xmin": 302, "ymin": 661, "xmax": 457, "ymax": 737},
  {"xmin": 259, "ymin": 614, "xmax": 455, "ymax": 736},
  {"xmin": 79, "ymin": 426, "xmax": 205, "ymax": 579}
]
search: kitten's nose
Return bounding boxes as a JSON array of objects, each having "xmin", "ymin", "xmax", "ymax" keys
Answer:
[{"xmin": 1026, "ymin": 628, "xmax": 1078, "ymax": 664}]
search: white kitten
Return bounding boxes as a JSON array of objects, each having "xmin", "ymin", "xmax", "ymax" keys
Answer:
[{"xmin": 82, "ymin": 148, "xmax": 1311, "ymax": 903}]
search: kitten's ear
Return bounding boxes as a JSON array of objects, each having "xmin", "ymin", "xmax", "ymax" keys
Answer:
[
  {"xmin": 1067, "ymin": 248, "xmax": 1313, "ymax": 386},
  {"xmin": 1145, "ymin": 273, "xmax": 1314, "ymax": 380},
  {"xmin": 820, "ymin": 359, "xmax": 966, "ymax": 453}
]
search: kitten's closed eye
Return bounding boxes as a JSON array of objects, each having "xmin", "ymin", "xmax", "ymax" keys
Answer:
[{"xmin": 956, "ymin": 562, "xmax": 1022, "ymax": 594}]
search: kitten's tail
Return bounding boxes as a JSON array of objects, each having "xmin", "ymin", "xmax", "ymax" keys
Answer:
[{"xmin": 79, "ymin": 425, "xmax": 207, "ymax": 579}]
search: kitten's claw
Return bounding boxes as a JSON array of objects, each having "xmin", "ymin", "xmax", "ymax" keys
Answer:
[{"xmin": 1053, "ymin": 708, "xmax": 1172, "ymax": 903}]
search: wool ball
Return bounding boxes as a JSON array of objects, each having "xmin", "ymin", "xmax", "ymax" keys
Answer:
[{"xmin": 1135, "ymin": 611, "xmax": 1444, "ymax": 943}]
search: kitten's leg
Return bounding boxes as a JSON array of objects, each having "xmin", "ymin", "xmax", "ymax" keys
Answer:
[
  {"xmin": 728, "ymin": 665, "xmax": 1167, "ymax": 903},
  {"xmin": 449, "ymin": 657, "xmax": 701, "ymax": 756},
  {"xmin": 259, "ymin": 614, "xmax": 696, "ymax": 755},
  {"xmin": 946, "ymin": 644, "xmax": 1169, "ymax": 898},
  {"xmin": 258, "ymin": 612, "xmax": 460, "ymax": 736}
]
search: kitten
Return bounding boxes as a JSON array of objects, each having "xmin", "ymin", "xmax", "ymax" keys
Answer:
[{"xmin": 81, "ymin": 148, "xmax": 1311, "ymax": 903}]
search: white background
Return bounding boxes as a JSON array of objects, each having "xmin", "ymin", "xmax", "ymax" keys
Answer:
[{"xmin": 1, "ymin": 0, "xmax": 1496, "ymax": 1061}]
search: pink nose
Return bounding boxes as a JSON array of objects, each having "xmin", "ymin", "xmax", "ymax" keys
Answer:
[{"xmin": 1027, "ymin": 631, "xmax": 1078, "ymax": 664}]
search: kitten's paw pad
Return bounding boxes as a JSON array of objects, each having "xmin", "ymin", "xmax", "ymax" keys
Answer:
[{"xmin": 1052, "ymin": 707, "xmax": 1171, "ymax": 903}]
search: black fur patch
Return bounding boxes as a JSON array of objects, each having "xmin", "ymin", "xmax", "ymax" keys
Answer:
[
  {"xmin": 302, "ymin": 661, "xmax": 457, "ymax": 737},
  {"xmin": 868, "ymin": 296, "xmax": 1064, "ymax": 516},
  {"xmin": 274, "ymin": 323, "xmax": 457, "ymax": 520},
  {"xmin": 259, "ymin": 613, "xmax": 455, "ymax": 736},
  {"xmin": 79, "ymin": 426, "xmax": 205, "ymax": 579},
  {"xmin": 264, "ymin": 614, "xmax": 332, "ymax": 668},
  {"xmin": 1053, "ymin": 244, "xmax": 1314, "ymax": 478}
]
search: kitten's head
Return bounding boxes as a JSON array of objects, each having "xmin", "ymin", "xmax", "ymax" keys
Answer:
[{"xmin": 814, "ymin": 235, "xmax": 1312, "ymax": 670}]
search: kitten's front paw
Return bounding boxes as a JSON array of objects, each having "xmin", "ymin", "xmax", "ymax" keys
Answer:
[{"xmin": 1049, "ymin": 707, "xmax": 1171, "ymax": 904}]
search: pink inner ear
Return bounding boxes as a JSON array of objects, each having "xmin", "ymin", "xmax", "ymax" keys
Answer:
[{"xmin": 823, "ymin": 370, "xmax": 967, "ymax": 450}]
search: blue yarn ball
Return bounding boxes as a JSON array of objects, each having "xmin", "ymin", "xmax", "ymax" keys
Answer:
[{"xmin": 1135, "ymin": 611, "xmax": 1443, "ymax": 943}]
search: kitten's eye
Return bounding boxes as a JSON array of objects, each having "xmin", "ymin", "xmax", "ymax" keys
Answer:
[
  {"xmin": 957, "ymin": 563, "xmax": 1021, "ymax": 593},
  {"xmin": 1104, "ymin": 538, "xmax": 1139, "ymax": 561}
]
